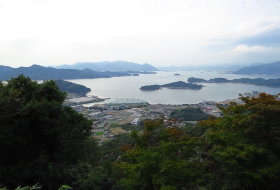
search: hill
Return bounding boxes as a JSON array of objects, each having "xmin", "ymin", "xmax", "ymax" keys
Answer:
[
  {"xmin": 55, "ymin": 61, "xmax": 158, "ymax": 71},
  {"xmin": 0, "ymin": 65, "xmax": 132, "ymax": 80},
  {"xmin": 169, "ymin": 107, "xmax": 211, "ymax": 121},
  {"xmin": 234, "ymin": 61, "xmax": 280, "ymax": 75},
  {"xmin": 55, "ymin": 80, "xmax": 91, "ymax": 96},
  {"xmin": 0, "ymin": 65, "xmax": 13, "ymax": 73}
]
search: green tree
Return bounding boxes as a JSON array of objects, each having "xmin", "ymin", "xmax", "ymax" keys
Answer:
[
  {"xmin": 114, "ymin": 118, "xmax": 208, "ymax": 190},
  {"xmin": 170, "ymin": 107, "xmax": 211, "ymax": 121},
  {"xmin": 199, "ymin": 93, "xmax": 280, "ymax": 189},
  {"xmin": 0, "ymin": 75, "xmax": 98, "ymax": 189}
]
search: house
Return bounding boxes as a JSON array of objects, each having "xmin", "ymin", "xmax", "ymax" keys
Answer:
[
  {"xmin": 89, "ymin": 112, "xmax": 102, "ymax": 117},
  {"xmin": 131, "ymin": 118, "xmax": 139, "ymax": 125}
]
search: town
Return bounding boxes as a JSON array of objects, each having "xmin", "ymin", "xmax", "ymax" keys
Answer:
[{"xmin": 67, "ymin": 96, "xmax": 245, "ymax": 145}]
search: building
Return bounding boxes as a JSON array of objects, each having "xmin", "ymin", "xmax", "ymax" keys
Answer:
[
  {"xmin": 131, "ymin": 118, "xmax": 139, "ymax": 125},
  {"xmin": 89, "ymin": 112, "xmax": 102, "ymax": 117}
]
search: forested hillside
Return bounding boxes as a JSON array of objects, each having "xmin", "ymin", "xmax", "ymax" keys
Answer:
[
  {"xmin": 1, "ymin": 75, "xmax": 280, "ymax": 190},
  {"xmin": 170, "ymin": 107, "xmax": 211, "ymax": 121},
  {"xmin": 56, "ymin": 79, "xmax": 91, "ymax": 96}
]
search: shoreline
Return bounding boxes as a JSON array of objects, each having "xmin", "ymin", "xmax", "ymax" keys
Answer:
[{"xmin": 140, "ymin": 87, "xmax": 203, "ymax": 91}]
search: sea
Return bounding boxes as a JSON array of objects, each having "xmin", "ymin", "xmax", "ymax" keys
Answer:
[{"xmin": 65, "ymin": 71, "xmax": 280, "ymax": 106}]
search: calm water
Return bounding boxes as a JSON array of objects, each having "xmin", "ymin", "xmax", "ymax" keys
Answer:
[{"xmin": 65, "ymin": 71, "xmax": 280, "ymax": 105}]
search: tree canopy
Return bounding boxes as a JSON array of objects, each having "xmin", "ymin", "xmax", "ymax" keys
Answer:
[
  {"xmin": 113, "ymin": 118, "xmax": 208, "ymax": 190},
  {"xmin": 0, "ymin": 75, "xmax": 98, "ymax": 189},
  {"xmin": 114, "ymin": 93, "xmax": 280, "ymax": 190},
  {"xmin": 199, "ymin": 93, "xmax": 280, "ymax": 189},
  {"xmin": 170, "ymin": 107, "xmax": 211, "ymax": 121}
]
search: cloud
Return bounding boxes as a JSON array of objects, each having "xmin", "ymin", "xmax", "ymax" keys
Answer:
[
  {"xmin": 206, "ymin": 16, "xmax": 280, "ymax": 53},
  {"xmin": 235, "ymin": 17, "xmax": 280, "ymax": 37},
  {"xmin": 211, "ymin": 44, "xmax": 280, "ymax": 64},
  {"xmin": 1, "ymin": 0, "xmax": 280, "ymax": 67},
  {"xmin": 232, "ymin": 45, "xmax": 279, "ymax": 53},
  {"xmin": 233, "ymin": 17, "xmax": 280, "ymax": 46}
]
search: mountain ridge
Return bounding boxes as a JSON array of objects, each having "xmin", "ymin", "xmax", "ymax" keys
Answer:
[
  {"xmin": 0, "ymin": 64, "xmax": 134, "ymax": 80},
  {"xmin": 54, "ymin": 61, "xmax": 158, "ymax": 71},
  {"xmin": 233, "ymin": 61, "xmax": 280, "ymax": 75}
]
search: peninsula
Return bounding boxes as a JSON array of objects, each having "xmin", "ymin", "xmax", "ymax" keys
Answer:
[
  {"xmin": 188, "ymin": 77, "xmax": 280, "ymax": 87},
  {"xmin": 56, "ymin": 80, "xmax": 91, "ymax": 96},
  {"xmin": 140, "ymin": 81, "xmax": 203, "ymax": 91}
]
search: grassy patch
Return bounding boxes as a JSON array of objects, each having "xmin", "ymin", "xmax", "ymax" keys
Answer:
[
  {"xmin": 108, "ymin": 119, "xmax": 120, "ymax": 123},
  {"xmin": 110, "ymin": 123, "xmax": 118, "ymax": 127},
  {"xmin": 95, "ymin": 132, "xmax": 104, "ymax": 135},
  {"xmin": 111, "ymin": 127, "xmax": 126, "ymax": 134}
]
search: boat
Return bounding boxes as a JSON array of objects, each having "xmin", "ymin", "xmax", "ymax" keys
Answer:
[{"xmin": 174, "ymin": 73, "xmax": 180, "ymax": 76}]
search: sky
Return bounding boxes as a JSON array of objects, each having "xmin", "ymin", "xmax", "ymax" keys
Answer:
[{"xmin": 0, "ymin": 0, "xmax": 280, "ymax": 68}]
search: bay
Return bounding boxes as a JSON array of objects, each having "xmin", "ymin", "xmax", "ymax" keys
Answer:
[{"xmin": 65, "ymin": 71, "xmax": 280, "ymax": 106}]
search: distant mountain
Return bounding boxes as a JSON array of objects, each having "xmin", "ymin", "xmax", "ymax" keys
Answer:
[
  {"xmin": 0, "ymin": 65, "xmax": 13, "ymax": 73},
  {"xmin": 0, "ymin": 65, "xmax": 133, "ymax": 80},
  {"xmin": 54, "ymin": 61, "xmax": 158, "ymax": 71},
  {"xmin": 157, "ymin": 65, "xmax": 235, "ymax": 71},
  {"xmin": 158, "ymin": 63, "xmax": 264, "ymax": 71},
  {"xmin": 233, "ymin": 61, "xmax": 280, "ymax": 75}
]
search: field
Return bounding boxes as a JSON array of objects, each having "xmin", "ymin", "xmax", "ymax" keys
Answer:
[
  {"xmin": 111, "ymin": 127, "xmax": 127, "ymax": 134},
  {"xmin": 95, "ymin": 132, "xmax": 104, "ymax": 135},
  {"xmin": 144, "ymin": 108, "xmax": 151, "ymax": 111},
  {"xmin": 118, "ymin": 117, "xmax": 134, "ymax": 125},
  {"xmin": 109, "ymin": 123, "xmax": 118, "ymax": 128},
  {"xmin": 93, "ymin": 135, "xmax": 102, "ymax": 140}
]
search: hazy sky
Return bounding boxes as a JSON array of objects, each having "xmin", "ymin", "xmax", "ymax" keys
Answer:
[{"xmin": 0, "ymin": 0, "xmax": 280, "ymax": 68}]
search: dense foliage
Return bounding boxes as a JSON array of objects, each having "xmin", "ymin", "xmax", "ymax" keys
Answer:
[
  {"xmin": 56, "ymin": 79, "xmax": 91, "ymax": 96},
  {"xmin": 113, "ymin": 93, "xmax": 280, "ymax": 190},
  {"xmin": 1, "ymin": 75, "xmax": 280, "ymax": 190},
  {"xmin": 199, "ymin": 93, "xmax": 280, "ymax": 189},
  {"xmin": 101, "ymin": 134, "xmax": 135, "ymax": 160},
  {"xmin": 113, "ymin": 118, "xmax": 208, "ymax": 190},
  {"xmin": 170, "ymin": 107, "xmax": 211, "ymax": 121},
  {"xmin": 0, "ymin": 75, "xmax": 98, "ymax": 189}
]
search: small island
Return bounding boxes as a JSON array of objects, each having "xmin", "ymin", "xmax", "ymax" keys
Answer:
[
  {"xmin": 188, "ymin": 77, "xmax": 280, "ymax": 87},
  {"xmin": 140, "ymin": 81, "xmax": 203, "ymax": 91}
]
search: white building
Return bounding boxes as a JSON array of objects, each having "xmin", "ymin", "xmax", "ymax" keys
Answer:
[{"xmin": 131, "ymin": 118, "xmax": 139, "ymax": 125}]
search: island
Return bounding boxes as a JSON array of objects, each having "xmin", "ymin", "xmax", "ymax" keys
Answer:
[
  {"xmin": 188, "ymin": 77, "xmax": 280, "ymax": 87},
  {"xmin": 140, "ymin": 81, "xmax": 203, "ymax": 91}
]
